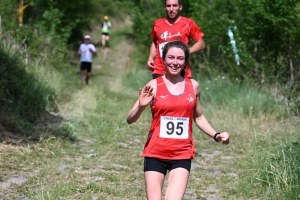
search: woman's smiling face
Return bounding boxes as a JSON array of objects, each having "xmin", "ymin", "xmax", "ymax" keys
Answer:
[{"xmin": 164, "ymin": 47, "xmax": 185, "ymax": 75}]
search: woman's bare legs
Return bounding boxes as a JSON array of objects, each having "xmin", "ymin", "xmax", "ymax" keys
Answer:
[
  {"xmin": 145, "ymin": 171, "xmax": 165, "ymax": 200},
  {"xmin": 102, "ymin": 35, "xmax": 109, "ymax": 48},
  {"xmin": 165, "ymin": 168, "xmax": 189, "ymax": 200}
]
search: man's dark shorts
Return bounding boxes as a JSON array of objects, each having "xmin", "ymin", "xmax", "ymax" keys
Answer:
[
  {"xmin": 102, "ymin": 32, "xmax": 109, "ymax": 36},
  {"xmin": 80, "ymin": 62, "xmax": 92, "ymax": 72},
  {"xmin": 152, "ymin": 74, "xmax": 163, "ymax": 79},
  {"xmin": 144, "ymin": 157, "xmax": 191, "ymax": 175}
]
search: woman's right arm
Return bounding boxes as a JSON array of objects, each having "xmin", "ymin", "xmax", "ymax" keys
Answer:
[
  {"xmin": 126, "ymin": 81, "xmax": 156, "ymax": 124},
  {"xmin": 78, "ymin": 45, "xmax": 82, "ymax": 55},
  {"xmin": 126, "ymin": 100, "xmax": 148, "ymax": 124}
]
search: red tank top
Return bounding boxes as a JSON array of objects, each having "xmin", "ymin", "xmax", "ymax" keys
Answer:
[{"xmin": 142, "ymin": 76, "xmax": 197, "ymax": 159}]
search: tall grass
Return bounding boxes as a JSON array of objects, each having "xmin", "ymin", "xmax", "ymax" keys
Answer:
[
  {"xmin": 199, "ymin": 75, "xmax": 289, "ymax": 118},
  {"xmin": 257, "ymin": 140, "xmax": 300, "ymax": 199},
  {"xmin": 0, "ymin": 43, "xmax": 55, "ymax": 129}
]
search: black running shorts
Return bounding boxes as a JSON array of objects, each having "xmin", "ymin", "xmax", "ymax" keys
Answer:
[
  {"xmin": 144, "ymin": 157, "xmax": 191, "ymax": 175},
  {"xmin": 80, "ymin": 62, "xmax": 92, "ymax": 72},
  {"xmin": 152, "ymin": 74, "xmax": 163, "ymax": 79}
]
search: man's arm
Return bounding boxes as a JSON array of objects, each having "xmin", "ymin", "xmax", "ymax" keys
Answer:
[
  {"xmin": 147, "ymin": 41, "xmax": 156, "ymax": 70},
  {"xmin": 77, "ymin": 45, "xmax": 82, "ymax": 55},
  {"xmin": 89, "ymin": 46, "xmax": 97, "ymax": 55},
  {"xmin": 189, "ymin": 38, "xmax": 205, "ymax": 54}
]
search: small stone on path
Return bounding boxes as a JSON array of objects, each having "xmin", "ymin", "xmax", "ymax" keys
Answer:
[
  {"xmin": 58, "ymin": 164, "xmax": 72, "ymax": 172},
  {"xmin": 111, "ymin": 164, "xmax": 129, "ymax": 169},
  {"xmin": 220, "ymin": 156, "xmax": 233, "ymax": 160},
  {"xmin": 208, "ymin": 169, "xmax": 222, "ymax": 176},
  {"xmin": 191, "ymin": 162, "xmax": 201, "ymax": 170},
  {"xmin": 81, "ymin": 153, "xmax": 97, "ymax": 158},
  {"xmin": 134, "ymin": 138, "xmax": 141, "ymax": 143},
  {"xmin": 183, "ymin": 192, "xmax": 197, "ymax": 200},
  {"xmin": 206, "ymin": 195, "xmax": 221, "ymax": 200},
  {"xmin": 117, "ymin": 142, "xmax": 129, "ymax": 148},
  {"xmin": 7, "ymin": 175, "xmax": 28, "ymax": 186},
  {"xmin": 0, "ymin": 182, "xmax": 12, "ymax": 190}
]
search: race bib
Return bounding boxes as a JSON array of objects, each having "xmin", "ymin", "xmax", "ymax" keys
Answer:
[
  {"xmin": 158, "ymin": 42, "xmax": 169, "ymax": 58},
  {"xmin": 160, "ymin": 116, "xmax": 189, "ymax": 139}
]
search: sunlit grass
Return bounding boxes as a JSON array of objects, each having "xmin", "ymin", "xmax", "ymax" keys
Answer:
[{"xmin": 199, "ymin": 75, "xmax": 288, "ymax": 118}]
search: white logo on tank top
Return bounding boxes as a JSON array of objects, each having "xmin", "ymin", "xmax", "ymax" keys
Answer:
[
  {"xmin": 186, "ymin": 94, "xmax": 194, "ymax": 102},
  {"xmin": 160, "ymin": 95, "xmax": 168, "ymax": 99}
]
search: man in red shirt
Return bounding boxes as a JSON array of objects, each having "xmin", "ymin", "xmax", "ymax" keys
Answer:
[{"xmin": 147, "ymin": 0, "xmax": 205, "ymax": 79}]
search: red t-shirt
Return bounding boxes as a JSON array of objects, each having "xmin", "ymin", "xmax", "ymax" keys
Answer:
[
  {"xmin": 151, "ymin": 16, "xmax": 204, "ymax": 78},
  {"xmin": 142, "ymin": 76, "xmax": 197, "ymax": 159}
]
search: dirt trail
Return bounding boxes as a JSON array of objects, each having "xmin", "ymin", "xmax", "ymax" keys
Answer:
[{"xmin": 59, "ymin": 18, "xmax": 133, "ymax": 119}]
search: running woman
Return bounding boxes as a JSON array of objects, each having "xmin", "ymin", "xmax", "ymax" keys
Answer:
[
  {"xmin": 127, "ymin": 41, "xmax": 230, "ymax": 200},
  {"xmin": 101, "ymin": 16, "xmax": 112, "ymax": 48}
]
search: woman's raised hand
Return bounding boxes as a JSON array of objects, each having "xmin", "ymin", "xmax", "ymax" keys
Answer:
[{"xmin": 139, "ymin": 85, "xmax": 154, "ymax": 107}]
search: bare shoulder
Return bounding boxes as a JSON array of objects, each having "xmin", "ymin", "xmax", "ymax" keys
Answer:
[
  {"xmin": 145, "ymin": 79, "xmax": 157, "ymax": 93},
  {"xmin": 146, "ymin": 79, "xmax": 157, "ymax": 86},
  {"xmin": 190, "ymin": 79, "xmax": 200, "ymax": 88},
  {"xmin": 190, "ymin": 79, "xmax": 200, "ymax": 95}
]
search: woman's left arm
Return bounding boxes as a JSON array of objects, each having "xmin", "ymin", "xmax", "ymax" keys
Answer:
[{"xmin": 192, "ymin": 80, "xmax": 230, "ymax": 144}]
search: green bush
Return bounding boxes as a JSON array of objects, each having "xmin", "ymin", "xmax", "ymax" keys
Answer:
[{"xmin": 0, "ymin": 43, "xmax": 56, "ymax": 131}]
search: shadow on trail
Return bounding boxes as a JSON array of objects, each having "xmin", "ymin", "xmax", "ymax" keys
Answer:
[
  {"xmin": 31, "ymin": 111, "xmax": 78, "ymax": 141},
  {"xmin": 94, "ymin": 41, "xmax": 103, "ymax": 48},
  {"xmin": 0, "ymin": 110, "xmax": 75, "ymax": 144},
  {"xmin": 90, "ymin": 71, "xmax": 108, "ymax": 78},
  {"xmin": 0, "ymin": 46, "xmax": 77, "ymax": 144},
  {"xmin": 125, "ymin": 32, "xmax": 135, "ymax": 42}
]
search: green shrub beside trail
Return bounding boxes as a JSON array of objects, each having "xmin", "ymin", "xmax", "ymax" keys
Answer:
[{"xmin": 0, "ymin": 44, "xmax": 56, "ymax": 135}]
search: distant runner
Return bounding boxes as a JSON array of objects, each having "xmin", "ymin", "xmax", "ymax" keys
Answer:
[
  {"xmin": 147, "ymin": 0, "xmax": 205, "ymax": 79},
  {"xmin": 101, "ymin": 16, "xmax": 112, "ymax": 48},
  {"xmin": 127, "ymin": 41, "xmax": 230, "ymax": 200},
  {"xmin": 77, "ymin": 35, "xmax": 97, "ymax": 86}
]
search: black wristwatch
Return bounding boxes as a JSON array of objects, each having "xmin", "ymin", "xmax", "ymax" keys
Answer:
[{"xmin": 213, "ymin": 132, "xmax": 221, "ymax": 142}]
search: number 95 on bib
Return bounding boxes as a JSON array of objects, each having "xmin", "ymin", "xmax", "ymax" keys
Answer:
[{"xmin": 160, "ymin": 116, "xmax": 189, "ymax": 139}]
